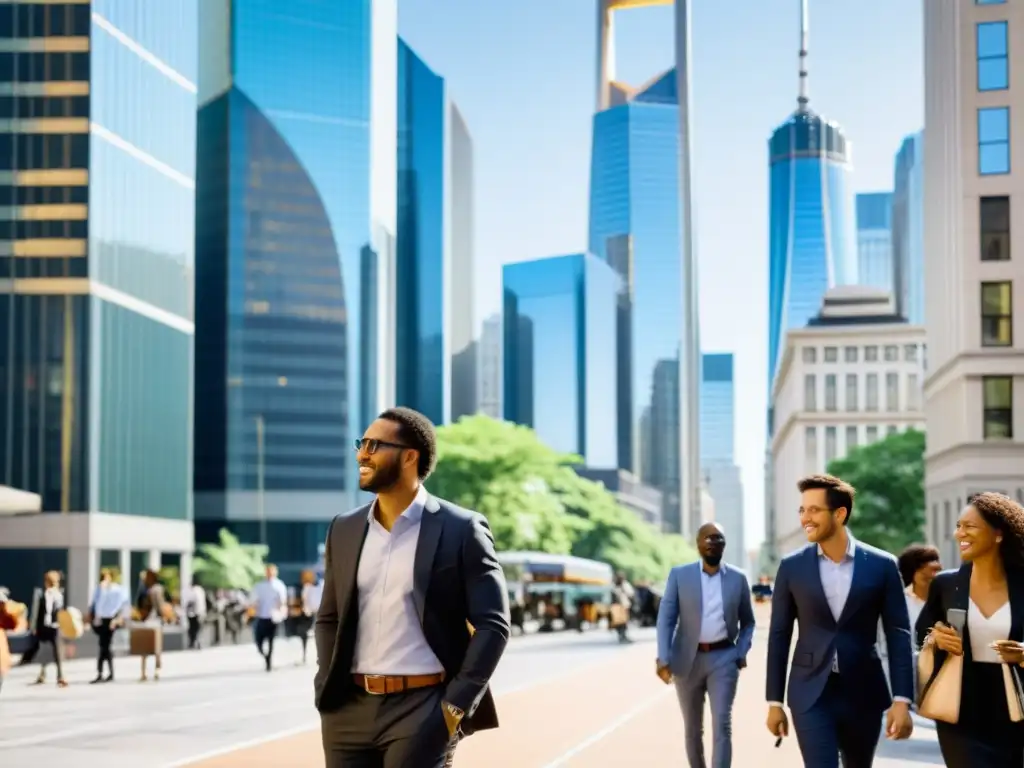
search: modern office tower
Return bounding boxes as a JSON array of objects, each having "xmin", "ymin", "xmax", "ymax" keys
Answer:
[
  {"xmin": 700, "ymin": 353, "xmax": 745, "ymax": 566},
  {"xmin": 478, "ymin": 313, "xmax": 502, "ymax": 419},
  {"xmin": 856, "ymin": 192, "xmax": 894, "ymax": 293},
  {"xmin": 767, "ymin": 0, "xmax": 856, "ymax": 392},
  {"xmin": 502, "ymin": 253, "xmax": 619, "ymax": 467},
  {"xmin": 193, "ymin": 0, "xmax": 397, "ymax": 579},
  {"xmin": 892, "ymin": 131, "xmax": 924, "ymax": 324},
  {"xmin": 396, "ymin": 39, "xmax": 475, "ymax": 425},
  {"xmin": 0, "ymin": 2, "xmax": 198, "ymax": 609},
  {"xmin": 592, "ymin": 0, "xmax": 701, "ymax": 536},
  {"xmin": 770, "ymin": 287, "xmax": 926, "ymax": 556},
  {"xmin": 924, "ymin": 0, "xmax": 1024, "ymax": 565}
]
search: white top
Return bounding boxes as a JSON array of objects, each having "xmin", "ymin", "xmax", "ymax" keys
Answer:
[
  {"xmin": 302, "ymin": 581, "xmax": 322, "ymax": 615},
  {"xmin": 697, "ymin": 569, "xmax": 728, "ymax": 644},
  {"xmin": 250, "ymin": 578, "xmax": 288, "ymax": 622},
  {"xmin": 968, "ymin": 599, "xmax": 1011, "ymax": 664},
  {"xmin": 351, "ymin": 485, "xmax": 443, "ymax": 675}
]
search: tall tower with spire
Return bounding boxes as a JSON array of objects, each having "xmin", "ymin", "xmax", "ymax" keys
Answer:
[{"xmin": 765, "ymin": 0, "xmax": 856, "ymax": 394}]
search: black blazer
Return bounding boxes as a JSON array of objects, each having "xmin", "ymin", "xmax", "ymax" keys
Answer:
[
  {"xmin": 313, "ymin": 494, "xmax": 511, "ymax": 734},
  {"xmin": 915, "ymin": 563, "xmax": 1024, "ymax": 693}
]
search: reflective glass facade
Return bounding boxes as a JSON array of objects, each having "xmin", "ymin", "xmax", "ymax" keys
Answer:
[
  {"xmin": 855, "ymin": 192, "xmax": 894, "ymax": 293},
  {"xmin": 502, "ymin": 253, "xmax": 619, "ymax": 466},
  {"xmin": 0, "ymin": 1, "xmax": 196, "ymax": 521},
  {"xmin": 893, "ymin": 132, "xmax": 924, "ymax": 324},
  {"xmin": 193, "ymin": 0, "xmax": 397, "ymax": 570},
  {"xmin": 588, "ymin": 68, "xmax": 683, "ymax": 527},
  {"xmin": 700, "ymin": 353, "xmax": 734, "ymax": 464},
  {"xmin": 767, "ymin": 109, "xmax": 856, "ymax": 391}
]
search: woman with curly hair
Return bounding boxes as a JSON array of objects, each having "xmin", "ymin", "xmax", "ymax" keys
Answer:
[{"xmin": 915, "ymin": 492, "xmax": 1024, "ymax": 766}]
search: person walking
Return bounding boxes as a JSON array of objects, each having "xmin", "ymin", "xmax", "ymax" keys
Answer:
[
  {"xmin": 250, "ymin": 564, "xmax": 287, "ymax": 672},
  {"xmin": 765, "ymin": 474, "xmax": 914, "ymax": 767},
  {"xmin": 182, "ymin": 578, "xmax": 207, "ymax": 650},
  {"xmin": 916, "ymin": 492, "xmax": 1024, "ymax": 766},
  {"xmin": 88, "ymin": 568, "xmax": 128, "ymax": 683},
  {"xmin": 656, "ymin": 522, "xmax": 755, "ymax": 767},
  {"xmin": 31, "ymin": 570, "xmax": 68, "ymax": 688},
  {"xmin": 315, "ymin": 407, "xmax": 511, "ymax": 768}
]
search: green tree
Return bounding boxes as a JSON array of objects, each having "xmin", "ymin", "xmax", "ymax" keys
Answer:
[
  {"xmin": 192, "ymin": 528, "xmax": 268, "ymax": 590},
  {"xmin": 430, "ymin": 415, "xmax": 695, "ymax": 582},
  {"xmin": 826, "ymin": 428, "xmax": 925, "ymax": 554}
]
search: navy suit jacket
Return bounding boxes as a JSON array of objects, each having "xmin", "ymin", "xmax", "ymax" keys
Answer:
[{"xmin": 766, "ymin": 538, "xmax": 914, "ymax": 714}]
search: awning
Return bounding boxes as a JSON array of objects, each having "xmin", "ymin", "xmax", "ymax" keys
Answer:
[{"xmin": 0, "ymin": 485, "xmax": 42, "ymax": 515}]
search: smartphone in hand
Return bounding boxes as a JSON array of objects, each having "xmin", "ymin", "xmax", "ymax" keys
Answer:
[{"xmin": 947, "ymin": 608, "xmax": 967, "ymax": 635}]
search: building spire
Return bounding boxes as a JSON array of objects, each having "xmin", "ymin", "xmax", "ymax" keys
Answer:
[{"xmin": 798, "ymin": 0, "xmax": 809, "ymax": 110}]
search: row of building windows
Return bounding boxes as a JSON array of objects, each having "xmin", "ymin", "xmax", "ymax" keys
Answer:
[
  {"xmin": 0, "ymin": 4, "xmax": 91, "ymax": 39},
  {"xmin": 801, "ymin": 343, "xmax": 923, "ymax": 365},
  {"xmin": 0, "ymin": 255, "xmax": 87, "ymax": 279},
  {"xmin": 0, "ymin": 95, "xmax": 89, "ymax": 120},
  {"xmin": 0, "ymin": 219, "xmax": 86, "ymax": 239},
  {"xmin": 805, "ymin": 423, "xmax": 906, "ymax": 467},
  {"xmin": 977, "ymin": 20, "xmax": 1009, "ymax": 91},
  {"xmin": 0, "ymin": 133, "xmax": 89, "ymax": 172},
  {"xmin": 0, "ymin": 51, "xmax": 89, "ymax": 83},
  {"xmin": 0, "ymin": 184, "xmax": 87, "ymax": 206},
  {"xmin": 804, "ymin": 371, "xmax": 921, "ymax": 413}
]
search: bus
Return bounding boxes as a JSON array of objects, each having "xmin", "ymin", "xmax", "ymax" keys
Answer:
[{"xmin": 497, "ymin": 551, "xmax": 614, "ymax": 632}]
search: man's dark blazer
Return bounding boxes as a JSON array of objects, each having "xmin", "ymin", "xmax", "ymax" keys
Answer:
[
  {"xmin": 766, "ymin": 538, "xmax": 914, "ymax": 714},
  {"xmin": 313, "ymin": 493, "xmax": 511, "ymax": 734}
]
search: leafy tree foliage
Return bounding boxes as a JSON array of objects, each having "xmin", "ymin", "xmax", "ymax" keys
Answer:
[
  {"xmin": 192, "ymin": 528, "xmax": 268, "ymax": 590},
  {"xmin": 429, "ymin": 415, "xmax": 696, "ymax": 582},
  {"xmin": 826, "ymin": 428, "xmax": 926, "ymax": 554}
]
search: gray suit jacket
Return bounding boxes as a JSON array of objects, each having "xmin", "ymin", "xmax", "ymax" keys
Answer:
[{"xmin": 656, "ymin": 562, "xmax": 756, "ymax": 679}]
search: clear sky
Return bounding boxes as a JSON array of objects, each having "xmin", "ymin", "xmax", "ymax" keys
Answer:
[{"xmin": 398, "ymin": 0, "xmax": 924, "ymax": 550}]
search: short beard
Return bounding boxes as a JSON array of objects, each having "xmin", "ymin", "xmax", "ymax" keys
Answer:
[
  {"xmin": 702, "ymin": 553, "xmax": 723, "ymax": 567},
  {"xmin": 359, "ymin": 461, "xmax": 401, "ymax": 493}
]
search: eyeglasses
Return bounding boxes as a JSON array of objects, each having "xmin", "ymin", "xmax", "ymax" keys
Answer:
[{"xmin": 354, "ymin": 438, "xmax": 410, "ymax": 454}]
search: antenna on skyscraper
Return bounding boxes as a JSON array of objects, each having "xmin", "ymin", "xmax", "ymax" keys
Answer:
[{"xmin": 797, "ymin": 0, "xmax": 809, "ymax": 110}]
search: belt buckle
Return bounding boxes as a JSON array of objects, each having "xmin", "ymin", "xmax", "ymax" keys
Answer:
[{"xmin": 363, "ymin": 674, "xmax": 387, "ymax": 695}]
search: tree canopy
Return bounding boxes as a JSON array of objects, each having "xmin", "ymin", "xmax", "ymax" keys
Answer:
[
  {"xmin": 826, "ymin": 428, "xmax": 925, "ymax": 554},
  {"xmin": 428, "ymin": 415, "xmax": 696, "ymax": 582},
  {"xmin": 192, "ymin": 528, "xmax": 268, "ymax": 590}
]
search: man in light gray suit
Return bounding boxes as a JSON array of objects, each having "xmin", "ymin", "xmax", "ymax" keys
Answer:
[{"xmin": 656, "ymin": 522, "xmax": 756, "ymax": 768}]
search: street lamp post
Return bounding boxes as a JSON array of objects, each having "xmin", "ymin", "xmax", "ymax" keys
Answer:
[{"xmin": 256, "ymin": 414, "xmax": 266, "ymax": 547}]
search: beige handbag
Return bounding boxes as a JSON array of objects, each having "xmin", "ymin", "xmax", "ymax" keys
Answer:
[
  {"xmin": 916, "ymin": 642, "xmax": 963, "ymax": 723},
  {"xmin": 1002, "ymin": 663, "xmax": 1024, "ymax": 722}
]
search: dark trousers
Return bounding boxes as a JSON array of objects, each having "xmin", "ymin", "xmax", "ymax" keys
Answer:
[
  {"xmin": 94, "ymin": 620, "xmax": 116, "ymax": 676},
  {"xmin": 35, "ymin": 626, "xmax": 64, "ymax": 680},
  {"xmin": 791, "ymin": 674, "xmax": 882, "ymax": 768},
  {"xmin": 321, "ymin": 683, "xmax": 458, "ymax": 768},
  {"xmin": 187, "ymin": 616, "xmax": 202, "ymax": 649},
  {"xmin": 937, "ymin": 662, "xmax": 1024, "ymax": 767},
  {"xmin": 254, "ymin": 618, "xmax": 278, "ymax": 666}
]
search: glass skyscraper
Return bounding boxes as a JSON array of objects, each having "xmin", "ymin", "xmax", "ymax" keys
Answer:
[
  {"xmin": 699, "ymin": 352, "xmax": 744, "ymax": 566},
  {"xmin": 856, "ymin": 192, "xmax": 894, "ymax": 293},
  {"xmin": 766, "ymin": 1, "xmax": 856, "ymax": 391},
  {"xmin": 0, "ymin": 1, "xmax": 198, "ymax": 607},
  {"xmin": 193, "ymin": 0, "xmax": 397, "ymax": 577},
  {"xmin": 396, "ymin": 38, "xmax": 475, "ymax": 426},
  {"xmin": 892, "ymin": 131, "xmax": 924, "ymax": 324},
  {"xmin": 502, "ymin": 253, "xmax": 619, "ymax": 467}
]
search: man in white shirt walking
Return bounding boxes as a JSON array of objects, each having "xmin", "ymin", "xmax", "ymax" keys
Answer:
[
  {"xmin": 250, "ymin": 564, "xmax": 287, "ymax": 671},
  {"xmin": 88, "ymin": 568, "xmax": 128, "ymax": 683}
]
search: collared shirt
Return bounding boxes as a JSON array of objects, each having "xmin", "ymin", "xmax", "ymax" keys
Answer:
[
  {"xmin": 91, "ymin": 582, "xmax": 128, "ymax": 620},
  {"xmin": 351, "ymin": 485, "xmax": 444, "ymax": 675},
  {"xmin": 250, "ymin": 578, "xmax": 287, "ymax": 622},
  {"xmin": 302, "ymin": 581, "xmax": 323, "ymax": 615},
  {"xmin": 183, "ymin": 584, "xmax": 207, "ymax": 618},
  {"xmin": 698, "ymin": 568, "xmax": 729, "ymax": 644},
  {"xmin": 818, "ymin": 534, "xmax": 857, "ymax": 673}
]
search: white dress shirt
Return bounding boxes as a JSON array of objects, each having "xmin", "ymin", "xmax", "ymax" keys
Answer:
[
  {"xmin": 302, "ymin": 581, "xmax": 323, "ymax": 615},
  {"xmin": 91, "ymin": 582, "xmax": 128, "ymax": 620},
  {"xmin": 351, "ymin": 485, "xmax": 444, "ymax": 675},
  {"xmin": 698, "ymin": 568, "xmax": 729, "ymax": 644},
  {"xmin": 184, "ymin": 584, "xmax": 207, "ymax": 618},
  {"xmin": 250, "ymin": 578, "xmax": 288, "ymax": 622},
  {"xmin": 969, "ymin": 599, "xmax": 1011, "ymax": 664}
]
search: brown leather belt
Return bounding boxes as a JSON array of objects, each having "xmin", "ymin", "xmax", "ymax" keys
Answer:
[
  {"xmin": 696, "ymin": 639, "xmax": 733, "ymax": 653},
  {"xmin": 353, "ymin": 672, "xmax": 446, "ymax": 695}
]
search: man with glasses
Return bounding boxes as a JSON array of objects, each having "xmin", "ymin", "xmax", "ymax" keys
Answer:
[
  {"xmin": 656, "ymin": 522, "xmax": 756, "ymax": 767},
  {"xmin": 314, "ymin": 407, "xmax": 511, "ymax": 768}
]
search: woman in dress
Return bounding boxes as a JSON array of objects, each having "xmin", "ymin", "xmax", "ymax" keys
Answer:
[
  {"xmin": 916, "ymin": 492, "xmax": 1024, "ymax": 766},
  {"xmin": 135, "ymin": 569, "xmax": 169, "ymax": 682}
]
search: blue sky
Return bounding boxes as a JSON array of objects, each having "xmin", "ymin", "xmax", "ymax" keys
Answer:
[{"xmin": 398, "ymin": 0, "xmax": 924, "ymax": 550}]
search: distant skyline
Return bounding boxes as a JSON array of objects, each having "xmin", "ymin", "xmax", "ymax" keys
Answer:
[{"xmin": 398, "ymin": 0, "xmax": 924, "ymax": 547}]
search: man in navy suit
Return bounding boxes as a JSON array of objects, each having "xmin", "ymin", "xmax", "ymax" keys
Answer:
[{"xmin": 765, "ymin": 474, "xmax": 914, "ymax": 767}]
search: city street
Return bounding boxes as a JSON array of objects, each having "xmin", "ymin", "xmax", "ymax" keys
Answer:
[{"xmin": 0, "ymin": 609, "xmax": 943, "ymax": 767}]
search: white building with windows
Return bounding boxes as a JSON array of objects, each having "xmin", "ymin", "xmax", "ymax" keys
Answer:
[
  {"xmin": 924, "ymin": 0, "xmax": 1024, "ymax": 566},
  {"xmin": 769, "ymin": 287, "xmax": 926, "ymax": 556}
]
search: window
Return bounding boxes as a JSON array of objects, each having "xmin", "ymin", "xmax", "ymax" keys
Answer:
[
  {"xmin": 824, "ymin": 346, "xmax": 838, "ymax": 363},
  {"xmin": 982, "ymin": 281, "xmax": 1013, "ymax": 346},
  {"xmin": 977, "ymin": 0, "xmax": 1007, "ymax": 5},
  {"xmin": 886, "ymin": 372, "xmax": 899, "ymax": 412},
  {"xmin": 844, "ymin": 346, "xmax": 858, "ymax": 363},
  {"xmin": 864, "ymin": 345, "xmax": 878, "ymax": 362},
  {"xmin": 825, "ymin": 374, "xmax": 837, "ymax": 411},
  {"xmin": 845, "ymin": 425, "xmax": 858, "ymax": 452},
  {"xmin": 845, "ymin": 373, "xmax": 858, "ymax": 411},
  {"xmin": 979, "ymin": 107, "xmax": 1010, "ymax": 175},
  {"xmin": 980, "ymin": 196, "xmax": 1011, "ymax": 261},
  {"xmin": 866, "ymin": 373, "xmax": 879, "ymax": 411},
  {"xmin": 866, "ymin": 425, "xmax": 879, "ymax": 443},
  {"xmin": 825, "ymin": 427, "xmax": 837, "ymax": 464},
  {"xmin": 983, "ymin": 376, "xmax": 1013, "ymax": 438},
  {"xmin": 804, "ymin": 426, "xmax": 817, "ymax": 472},
  {"xmin": 884, "ymin": 345, "xmax": 899, "ymax": 362},
  {"xmin": 887, "ymin": 425, "xmax": 899, "ymax": 437},
  {"xmin": 802, "ymin": 346, "xmax": 816, "ymax": 363},
  {"xmin": 977, "ymin": 22, "xmax": 1009, "ymax": 91},
  {"xmin": 804, "ymin": 374, "xmax": 816, "ymax": 411},
  {"xmin": 904, "ymin": 344, "xmax": 918, "ymax": 362},
  {"xmin": 907, "ymin": 373, "xmax": 921, "ymax": 411}
]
